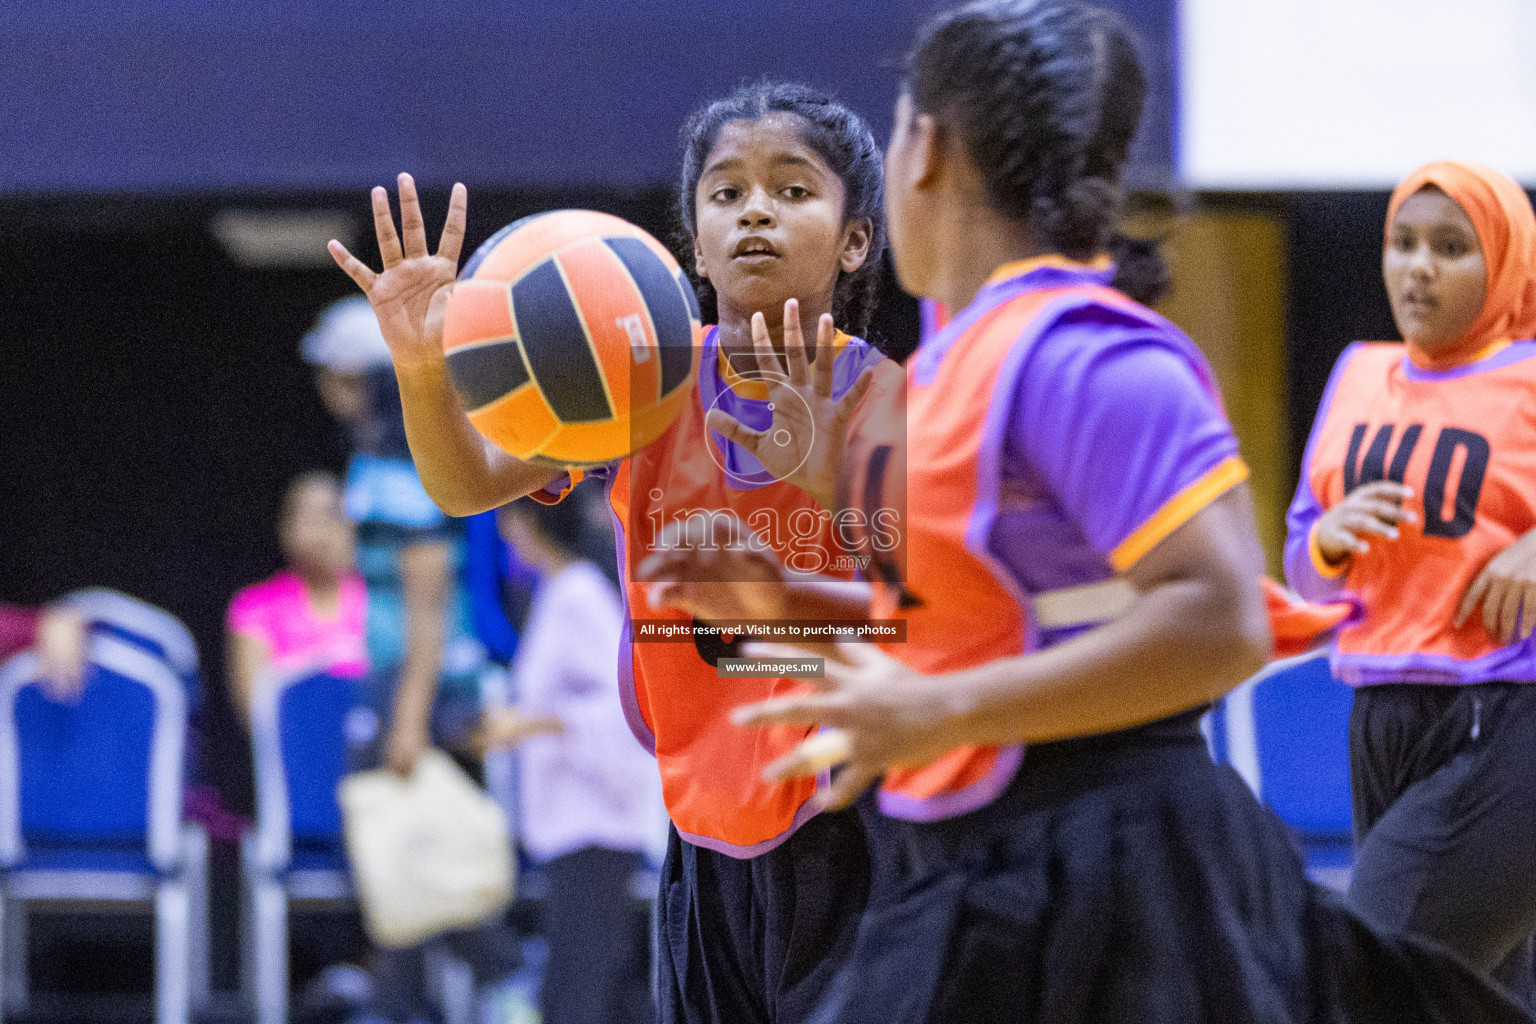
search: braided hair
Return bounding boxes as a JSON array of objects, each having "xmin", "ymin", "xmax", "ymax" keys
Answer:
[
  {"xmin": 678, "ymin": 81, "xmax": 887, "ymax": 335},
  {"xmin": 906, "ymin": 0, "xmax": 1168, "ymax": 304}
]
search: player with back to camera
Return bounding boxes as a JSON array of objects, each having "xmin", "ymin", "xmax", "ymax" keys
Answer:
[
  {"xmin": 327, "ymin": 82, "xmax": 907, "ymax": 1024},
  {"xmin": 715, "ymin": 3, "xmax": 1535, "ymax": 1021},
  {"xmin": 1286, "ymin": 160, "xmax": 1536, "ymax": 1005}
]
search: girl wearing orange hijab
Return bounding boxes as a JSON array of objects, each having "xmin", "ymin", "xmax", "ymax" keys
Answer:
[{"xmin": 1285, "ymin": 160, "xmax": 1536, "ymax": 999}]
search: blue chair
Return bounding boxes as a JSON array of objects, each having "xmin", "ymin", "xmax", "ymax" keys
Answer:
[
  {"xmin": 243, "ymin": 661, "xmax": 359, "ymax": 1024},
  {"xmin": 0, "ymin": 632, "xmax": 209, "ymax": 1024},
  {"xmin": 244, "ymin": 662, "xmax": 486, "ymax": 1024},
  {"xmin": 1212, "ymin": 651, "xmax": 1356, "ymax": 890},
  {"xmin": 63, "ymin": 588, "xmax": 200, "ymax": 706}
]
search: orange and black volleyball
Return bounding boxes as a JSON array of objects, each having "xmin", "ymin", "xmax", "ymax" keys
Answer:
[{"xmin": 443, "ymin": 210, "xmax": 700, "ymax": 465}]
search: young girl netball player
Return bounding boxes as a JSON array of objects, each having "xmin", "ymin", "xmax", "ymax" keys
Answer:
[
  {"xmin": 727, "ymin": 3, "xmax": 1534, "ymax": 1021},
  {"xmin": 328, "ymin": 83, "xmax": 905, "ymax": 1024},
  {"xmin": 1285, "ymin": 160, "xmax": 1536, "ymax": 1001}
]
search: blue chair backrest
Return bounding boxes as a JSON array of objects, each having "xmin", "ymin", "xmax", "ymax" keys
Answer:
[
  {"xmin": 18, "ymin": 672, "xmax": 155, "ymax": 843},
  {"xmin": 250, "ymin": 663, "xmax": 359, "ymax": 869},
  {"xmin": 0, "ymin": 634, "xmax": 187, "ymax": 869},
  {"xmin": 278, "ymin": 672, "xmax": 355, "ymax": 843},
  {"xmin": 1250, "ymin": 653, "xmax": 1354, "ymax": 838},
  {"xmin": 65, "ymin": 589, "xmax": 200, "ymax": 708}
]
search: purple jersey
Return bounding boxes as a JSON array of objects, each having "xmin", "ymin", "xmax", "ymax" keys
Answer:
[{"xmin": 976, "ymin": 261, "xmax": 1242, "ymax": 643}]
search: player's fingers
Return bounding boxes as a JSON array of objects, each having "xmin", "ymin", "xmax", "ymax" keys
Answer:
[
  {"xmin": 1483, "ymin": 577, "xmax": 1510, "ymax": 639},
  {"xmin": 1352, "ymin": 498, "xmax": 1413, "ymax": 525},
  {"xmin": 790, "ymin": 729, "xmax": 851, "ymax": 773},
  {"xmin": 436, "ymin": 182, "xmax": 468, "ymax": 263},
  {"xmin": 833, "ymin": 368, "xmax": 876, "ymax": 430},
  {"xmin": 1522, "ymin": 583, "xmax": 1536, "ymax": 641},
  {"xmin": 823, "ymin": 762, "xmax": 882, "ymax": 811},
  {"xmin": 781, "ymin": 298, "xmax": 810, "ymax": 387},
  {"xmin": 397, "ymin": 172, "xmax": 429, "ymax": 259},
  {"xmin": 759, "ymin": 724, "xmax": 855, "ymax": 783},
  {"xmin": 651, "ymin": 586, "xmax": 709, "ymax": 621},
  {"xmin": 1342, "ymin": 512, "xmax": 1399, "ymax": 540},
  {"xmin": 372, "ymin": 186, "xmax": 403, "ymax": 267},
  {"xmin": 1495, "ymin": 579, "xmax": 1522, "ymax": 644},
  {"xmin": 328, "ymin": 240, "xmax": 377, "ymax": 292},
  {"xmin": 736, "ymin": 694, "xmax": 841, "ymax": 734},
  {"xmin": 748, "ymin": 311, "xmax": 786, "ymax": 379},
  {"xmin": 705, "ymin": 408, "xmax": 768, "ymax": 456},
  {"xmin": 1517, "ymin": 584, "xmax": 1536, "ymax": 642},
  {"xmin": 1456, "ymin": 567, "xmax": 1493, "ymax": 627},
  {"xmin": 635, "ymin": 547, "xmax": 692, "ymax": 582},
  {"xmin": 642, "ymin": 578, "xmax": 683, "ymax": 607},
  {"xmin": 811, "ymin": 313, "xmax": 837, "ymax": 397},
  {"xmin": 1353, "ymin": 480, "xmax": 1415, "ymax": 504}
]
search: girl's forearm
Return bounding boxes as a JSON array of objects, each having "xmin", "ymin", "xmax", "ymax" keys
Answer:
[
  {"xmin": 936, "ymin": 577, "xmax": 1269, "ymax": 750},
  {"xmin": 396, "ymin": 359, "xmax": 559, "ymax": 516}
]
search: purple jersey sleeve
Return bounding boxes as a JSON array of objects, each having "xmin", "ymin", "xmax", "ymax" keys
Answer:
[
  {"xmin": 529, "ymin": 462, "xmax": 617, "ymax": 505},
  {"xmin": 1008, "ymin": 313, "xmax": 1241, "ymax": 568},
  {"xmin": 1282, "ymin": 346, "xmax": 1358, "ymax": 601}
]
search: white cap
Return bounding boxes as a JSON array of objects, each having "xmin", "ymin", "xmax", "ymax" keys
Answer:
[{"xmin": 301, "ymin": 296, "xmax": 393, "ymax": 372}]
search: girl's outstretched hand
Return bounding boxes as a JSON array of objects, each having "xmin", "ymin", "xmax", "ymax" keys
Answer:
[
  {"xmin": 328, "ymin": 173, "xmax": 468, "ymax": 371},
  {"xmin": 731, "ymin": 640, "xmax": 965, "ymax": 810},
  {"xmin": 705, "ymin": 298, "xmax": 873, "ymax": 510}
]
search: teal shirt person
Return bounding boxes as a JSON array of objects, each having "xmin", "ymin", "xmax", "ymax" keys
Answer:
[
  {"xmin": 304, "ymin": 296, "xmax": 489, "ymax": 772},
  {"xmin": 345, "ymin": 451, "xmax": 487, "ymax": 733}
]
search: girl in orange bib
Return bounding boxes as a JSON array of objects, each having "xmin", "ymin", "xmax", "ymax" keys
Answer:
[
  {"xmin": 328, "ymin": 84, "xmax": 906, "ymax": 1024},
  {"xmin": 1286, "ymin": 160, "xmax": 1536, "ymax": 1002}
]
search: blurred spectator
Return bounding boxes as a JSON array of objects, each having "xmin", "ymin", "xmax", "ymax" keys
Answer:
[
  {"xmin": 303, "ymin": 296, "xmax": 515, "ymax": 1024},
  {"xmin": 485, "ymin": 494, "xmax": 660, "ymax": 1024},
  {"xmin": 227, "ymin": 471, "xmax": 367, "ymax": 721},
  {"xmin": 1, "ymin": 600, "xmax": 89, "ymax": 702}
]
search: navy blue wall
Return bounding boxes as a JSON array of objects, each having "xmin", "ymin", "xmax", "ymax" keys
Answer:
[{"xmin": 0, "ymin": 0, "xmax": 1175, "ymax": 194}]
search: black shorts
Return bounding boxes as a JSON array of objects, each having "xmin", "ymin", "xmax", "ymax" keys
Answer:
[
  {"xmin": 655, "ymin": 797, "xmax": 876, "ymax": 1024},
  {"xmin": 1350, "ymin": 681, "xmax": 1536, "ymax": 998},
  {"xmin": 805, "ymin": 717, "xmax": 1530, "ymax": 1024}
]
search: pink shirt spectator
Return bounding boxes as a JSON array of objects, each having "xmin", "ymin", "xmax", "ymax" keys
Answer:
[
  {"xmin": 0, "ymin": 604, "xmax": 41, "ymax": 663},
  {"xmin": 227, "ymin": 571, "xmax": 368, "ymax": 678}
]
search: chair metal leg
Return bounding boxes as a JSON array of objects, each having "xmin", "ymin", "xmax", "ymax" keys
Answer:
[
  {"xmin": 251, "ymin": 875, "xmax": 289, "ymax": 1024},
  {"xmin": 0, "ymin": 890, "xmax": 26, "ymax": 1018},
  {"xmin": 182, "ymin": 825, "xmax": 210, "ymax": 1011},
  {"xmin": 155, "ymin": 877, "xmax": 191, "ymax": 1024},
  {"xmin": 0, "ymin": 891, "xmax": 7, "ymax": 1023}
]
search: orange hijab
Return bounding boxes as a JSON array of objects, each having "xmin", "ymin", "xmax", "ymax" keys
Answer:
[{"xmin": 1385, "ymin": 160, "xmax": 1536, "ymax": 370}]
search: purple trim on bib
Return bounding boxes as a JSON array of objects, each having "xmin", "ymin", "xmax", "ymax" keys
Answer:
[
  {"xmin": 673, "ymin": 763, "xmax": 832, "ymax": 859},
  {"xmin": 607, "ymin": 476, "xmax": 657, "ymax": 756},
  {"xmin": 1398, "ymin": 339, "xmax": 1536, "ymax": 383},
  {"xmin": 1334, "ymin": 640, "xmax": 1536, "ymax": 687},
  {"xmin": 877, "ymin": 745, "xmax": 1026, "ymax": 822}
]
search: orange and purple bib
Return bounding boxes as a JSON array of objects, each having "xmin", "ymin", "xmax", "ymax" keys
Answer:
[
  {"xmin": 1285, "ymin": 341, "xmax": 1536, "ymax": 685},
  {"xmin": 847, "ymin": 257, "xmax": 1246, "ymax": 820}
]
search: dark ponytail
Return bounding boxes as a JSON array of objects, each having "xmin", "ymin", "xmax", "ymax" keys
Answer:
[
  {"xmin": 678, "ymin": 81, "xmax": 887, "ymax": 336},
  {"xmin": 906, "ymin": 0, "xmax": 1168, "ymax": 304}
]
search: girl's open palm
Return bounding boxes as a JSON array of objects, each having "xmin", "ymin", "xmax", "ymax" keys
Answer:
[
  {"xmin": 328, "ymin": 172, "xmax": 468, "ymax": 370},
  {"xmin": 706, "ymin": 299, "xmax": 873, "ymax": 511}
]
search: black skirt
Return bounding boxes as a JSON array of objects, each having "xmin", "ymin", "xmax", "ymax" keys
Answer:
[{"xmin": 814, "ymin": 717, "xmax": 1532, "ymax": 1024}]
